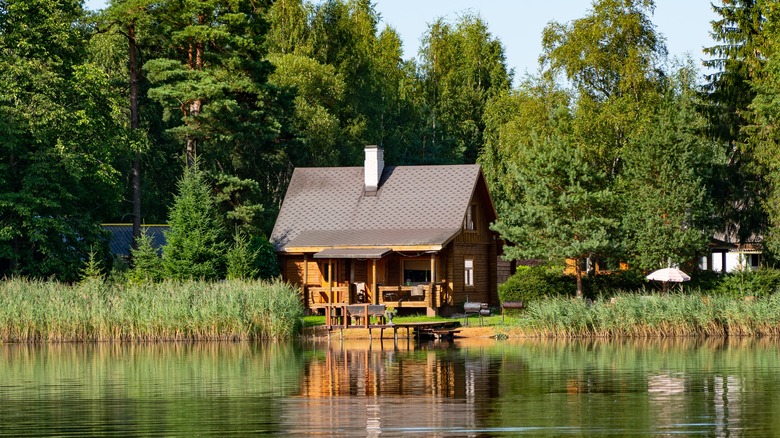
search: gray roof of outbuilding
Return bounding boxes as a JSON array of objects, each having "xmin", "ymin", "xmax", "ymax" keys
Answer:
[
  {"xmin": 270, "ymin": 164, "xmax": 485, "ymax": 251},
  {"xmin": 103, "ymin": 224, "xmax": 168, "ymax": 256}
]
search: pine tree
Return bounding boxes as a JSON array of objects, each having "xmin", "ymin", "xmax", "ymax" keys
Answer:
[
  {"xmin": 162, "ymin": 161, "xmax": 225, "ymax": 280},
  {"xmin": 620, "ymin": 67, "xmax": 720, "ymax": 270},
  {"xmin": 128, "ymin": 228, "xmax": 163, "ymax": 282},
  {"xmin": 701, "ymin": 0, "xmax": 766, "ymax": 243},
  {"xmin": 492, "ymin": 110, "xmax": 618, "ymax": 298}
]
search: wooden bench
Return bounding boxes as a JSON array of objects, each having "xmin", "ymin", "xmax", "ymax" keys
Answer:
[
  {"xmin": 345, "ymin": 304, "xmax": 387, "ymax": 328},
  {"xmin": 463, "ymin": 302, "xmax": 490, "ymax": 326},
  {"xmin": 501, "ymin": 301, "xmax": 524, "ymax": 321}
]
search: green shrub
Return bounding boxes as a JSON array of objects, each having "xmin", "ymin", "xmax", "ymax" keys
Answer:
[
  {"xmin": 712, "ymin": 268, "xmax": 780, "ymax": 298},
  {"xmin": 582, "ymin": 269, "xmax": 645, "ymax": 296},
  {"xmin": 687, "ymin": 269, "xmax": 723, "ymax": 292},
  {"xmin": 249, "ymin": 236, "xmax": 280, "ymax": 280},
  {"xmin": 499, "ymin": 266, "xmax": 571, "ymax": 304},
  {"xmin": 226, "ymin": 232, "xmax": 259, "ymax": 280}
]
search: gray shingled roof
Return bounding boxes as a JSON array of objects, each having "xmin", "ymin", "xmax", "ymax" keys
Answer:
[
  {"xmin": 271, "ymin": 164, "xmax": 484, "ymax": 251},
  {"xmin": 103, "ymin": 224, "xmax": 169, "ymax": 256}
]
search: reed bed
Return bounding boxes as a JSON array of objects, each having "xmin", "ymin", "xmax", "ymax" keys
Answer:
[
  {"xmin": 514, "ymin": 292, "xmax": 780, "ymax": 338},
  {"xmin": 0, "ymin": 279, "xmax": 304, "ymax": 342}
]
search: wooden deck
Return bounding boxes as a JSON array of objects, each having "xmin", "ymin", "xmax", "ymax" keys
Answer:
[{"xmin": 324, "ymin": 306, "xmax": 461, "ymax": 340}]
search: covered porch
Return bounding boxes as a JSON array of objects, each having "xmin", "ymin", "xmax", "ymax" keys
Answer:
[{"xmin": 301, "ymin": 247, "xmax": 451, "ymax": 316}]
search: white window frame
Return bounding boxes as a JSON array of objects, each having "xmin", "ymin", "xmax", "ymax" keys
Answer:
[{"xmin": 464, "ymin": 259, "xmax": 474, "ymax": 287}]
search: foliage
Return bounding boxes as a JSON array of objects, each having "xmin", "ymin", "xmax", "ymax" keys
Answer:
[
  {"xmin": 162, "ymin": 163, "xmax": 225, "ymax": 280},
  {"xmin": 480, "ymin": 79, "xmax": 571, "ymax": 211},
  {"xmin": 498, "ymin": 266, "xmax": 572, "ymax": 304},
  {"xmin": 711, "ymin": 268, "xmax": 780, "ymax": 298},
  {"xmin": 0, "ymin": 0, "xmax": 126, "ymax": 281},
  {"xmin": 225, "ymin": 232, "xmax": 259, "ymax": 280},
  {"xmin": 702, "ymin": 0, "xmax": 767, "ymax": 247},
  {"xmin": 618, "ymin": 66, "xmax": 720, "ymax": 270},
  {"xmin": 493, "ymin": 112, "xmax": 619, "ymax": 298},
  {"xmin": 144, "ymin": 0, "xmax": 289, "ymax": 234},
  {"xmin": 745, "ymin": 2, "xmax": 780, "ymax": 256},
  {"xmin": 540, "ymin": 0, "xmax": 665, "ymax": 176},
  {"xmin": 0, "ymin": 278, "xmax": 304, "ymax": 341},
  {"xmin": 127, "ymin": 228, "xmax": 163, "ymax": 283},
  {"xmin": 249, "ymin": 236, "xmax": 281, "ymax": 280},
  {"xmin": 79, "ymin": 247, "xmax": 105, "ymax": 283},
  {"xmin": 418, "ymin": 13, "xmax": 512, "ymax": 164},
  {"xmin": 581, "ymin": 270, "xmax": 646, "ymax": 297}
]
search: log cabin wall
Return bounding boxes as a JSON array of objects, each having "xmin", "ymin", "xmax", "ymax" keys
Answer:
[
  {"xmin": 450, "ymin": 243, "xmax": 492, "ymax": 304},
  {"xmin": 284, "ymin": 255, "xmax": 304, "ymax": 285}
]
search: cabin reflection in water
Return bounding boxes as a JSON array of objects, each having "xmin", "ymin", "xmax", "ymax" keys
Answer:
[{"xmin": 293, "ymin": 340, "xmax": 499, "ymax": 432}]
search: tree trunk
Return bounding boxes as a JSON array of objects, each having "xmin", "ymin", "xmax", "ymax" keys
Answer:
[
  {"xmin": 575, "ymin": 258, "xmax": 584, "ymax": 299},
  {"xmin": 184, "ymin": 24, "xmax": 204, "ymax": 169},
  {"xmin": 129, "ymin": 19, "xmax": 142, "ymax": 249}
]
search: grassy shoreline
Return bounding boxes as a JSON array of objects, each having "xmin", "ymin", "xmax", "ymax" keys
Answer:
[
  {"xmin": 4, "ymin": 281, "xmax": 780, "ymax": 341},
  {"xmin": 0, "ymin": 279, "xmax": 303, "ymax": 342},
  {"xmin": 305, "ymin": 292, "xmax": 780, "ymax": 340}
]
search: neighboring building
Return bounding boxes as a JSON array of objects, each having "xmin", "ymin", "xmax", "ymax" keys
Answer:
[
  {"xmin": 700, "ymin": 233, "xmax": 763, "ymax": 273},
  {"xmin": 102, "ymin": 224, "xmax": 169, "ymax": 257},
  {"xmin": 270, "ymin": 145, "xmax": 501, "ymax": 316}
]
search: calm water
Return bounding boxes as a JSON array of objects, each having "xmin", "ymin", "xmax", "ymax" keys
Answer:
[{"xmin": 1, "ymin": 337, "xmax": 780, "ymax": 436}]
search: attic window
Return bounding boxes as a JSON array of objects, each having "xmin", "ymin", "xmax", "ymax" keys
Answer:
[{"xmin": 464, "ymin": 204, "xmax": 477, "ymax": 231}]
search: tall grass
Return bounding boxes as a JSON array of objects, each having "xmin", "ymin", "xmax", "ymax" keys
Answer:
[
  {"xmin": 512, "ymin": 292, "xmax": 780, "ymax": 338},
  {"xmin": 0, "ymin": 279, "xmax": 303, "ymax": 342}
]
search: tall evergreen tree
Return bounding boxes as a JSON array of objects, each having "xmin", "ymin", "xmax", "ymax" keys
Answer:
[
  {"xmin": 620, "ymin": 67, "xmax": 720, "ymax": 270},
  {"xmin": 162, "ymin": 161, "xmax": 225, "ymax": 280},
  {"xmin": 145, "ymin": 0, "xmax": 290, "ymax": 234},
  {"xmin": 701, "ymin": 0, "xmax": 766, "ymax": 244},
  {"xmin": 745, "ymin": 2, "xmax": 780, "ymax": 256}
]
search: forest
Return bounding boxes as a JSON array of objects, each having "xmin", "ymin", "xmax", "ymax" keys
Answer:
[{"xmin": 0, "ymin": 0, "xmax": 777, "ymax": 284}]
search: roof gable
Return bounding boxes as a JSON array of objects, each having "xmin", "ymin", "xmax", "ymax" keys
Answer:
[{"xmin": 271, "ymin": 164, "xmax": 489, "ymax": 251}]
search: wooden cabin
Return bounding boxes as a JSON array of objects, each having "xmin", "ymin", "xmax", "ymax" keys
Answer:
[{"xmin": 270, "ymin": 146, "xmax": 501, "ymax": 316}]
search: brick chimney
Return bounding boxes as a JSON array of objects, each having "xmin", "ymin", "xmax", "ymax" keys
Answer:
[{"xmin": 364, "ymin": 145, "xmax": 384, "ymax": 195}]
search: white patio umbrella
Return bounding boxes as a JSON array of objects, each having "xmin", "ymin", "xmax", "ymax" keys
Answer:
[
  {"xmin": 646, "ymin": 268, "xmax": 690, "ymax": 293},
  {"xmin": 646, "ymin": 268, "xmax": 691, "ymax": 283}
]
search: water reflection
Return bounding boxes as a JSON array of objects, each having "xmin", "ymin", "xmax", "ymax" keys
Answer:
[
  {"xmin": 1, "ymin": 338, "xmax": 780, "ymax": 436},
  {"xmin": 289, "ymin": 338, "xmax": 500, "ymax": 435}
]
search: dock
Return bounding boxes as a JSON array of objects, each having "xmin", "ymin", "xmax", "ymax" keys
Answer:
[
  {"xmin": 324, "ymin": 304, "xmax": 462, "ymax": 341},
  {"xmin": 326, "ymin": 320, "xmax": 462, "ymax": 341}
]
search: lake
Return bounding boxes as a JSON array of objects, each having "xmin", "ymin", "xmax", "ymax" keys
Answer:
[{"xmin": 1, "ymin": 337, "xmax": 779, "ymax": 436}]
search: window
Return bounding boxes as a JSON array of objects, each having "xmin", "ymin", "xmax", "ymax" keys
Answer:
[
  {"xmin": 321, "ymin": 262, "xmax": 331, "ymax": 282},
  {"xmin": 464, "ymin": 259, "xmax": 474, "ymax": 286},
  {"xmin": 403, "ymin": 260, "xmax": 431, "ymax": 285},
  {"xmin": 464, "ymin": 204, "xmax": 476, "ymax": 231}
]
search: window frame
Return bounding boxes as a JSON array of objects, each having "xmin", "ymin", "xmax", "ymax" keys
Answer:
[{"xmin": 464, "ymin": 258, "xmax": 474, "ymax": 287}]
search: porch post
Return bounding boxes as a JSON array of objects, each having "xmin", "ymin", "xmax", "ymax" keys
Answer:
[
  {"xmin": 328, "ymin": 258, "xmax": 333, "ymax": 303},
  {"xmin": 372, "ymin": 259, "xmax": 378, "ymax": 305},
  {"xmin": 303, "ymin": 254, "xmax": 308, "ymax": 283},
  {"xmin": 430, "ymin": 253, "xmax": 436, "ymax": 307},
  {"xmin": 303, "ymin": 254, "xmax": 309, "ymax": 307}
]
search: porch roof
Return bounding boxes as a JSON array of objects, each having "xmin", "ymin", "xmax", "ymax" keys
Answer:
[
  {"xmin": 313, "ymin": 248, "xmax": 391, "ymax": 259},
  {"xmin": 283, "ymin": 228, "xmax": 460, "ymax": 252}
]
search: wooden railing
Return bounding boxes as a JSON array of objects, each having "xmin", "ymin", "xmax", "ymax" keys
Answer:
[
  {"xmin": 377, "ymin": 282, "xmax": 449, "ymax": 307},
  {"xmin": 306, "ymin": 286, "xmax": 350, "ymax": 306},
  {"xmin": 306, "ymin": 282, "xmax": 450, "ymax": 308}
]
